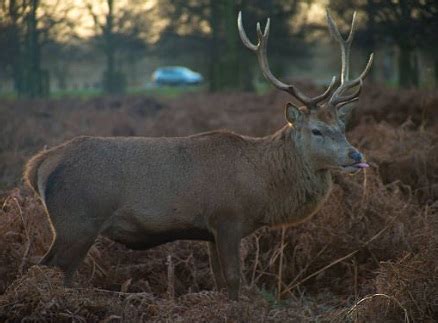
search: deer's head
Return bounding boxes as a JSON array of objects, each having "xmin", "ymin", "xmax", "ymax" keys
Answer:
[{"xmin": 238, "ymin": 10, "xmax": 373, "ymax": 173}]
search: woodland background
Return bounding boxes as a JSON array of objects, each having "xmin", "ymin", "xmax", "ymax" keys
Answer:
[{"xmin": 0, "ymin": 0, "xmax": 437, "ymax": 321}]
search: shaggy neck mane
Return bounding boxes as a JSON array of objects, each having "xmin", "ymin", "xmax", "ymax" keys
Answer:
[{"xmin": 254, "ymin": 125, "xmax": 332, "ymax": 226}]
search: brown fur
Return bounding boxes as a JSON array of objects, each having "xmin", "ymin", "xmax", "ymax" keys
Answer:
[
  {"xmin": 315, "ymin": 108, "xmax": 337, "ymax": 124},
  {"xmin": 23, "ymin": 125, "xmax": 340, "ymax": 300}
]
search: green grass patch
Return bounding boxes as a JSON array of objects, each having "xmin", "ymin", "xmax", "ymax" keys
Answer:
[
  {"xmin": 0, "ymin": 85, "xmax": 206, "ymax": 101},
  {"xmin": 129, "ymin": 84, "xmax": 205, "ymax": 98},
  {"xmin": 51, "ymin": 88, "xmax": 102, "ymax": 99}
]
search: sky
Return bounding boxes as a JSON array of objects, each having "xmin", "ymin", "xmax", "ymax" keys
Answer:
[
  {"xmin": 46, "ymin": 0, "xmax": 158, "ymax": 38},
  {"xmin": 42, "ymin": 0, "xmax": 328, "ymax": 42}
]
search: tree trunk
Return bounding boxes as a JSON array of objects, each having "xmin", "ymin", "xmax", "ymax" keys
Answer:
[
  {"xmin": 103, "ymin": 0, "xmax": 114, "ymax": 93},
  {"xmin": 208, "ymin": 0, "xmax": 221, "ymax": 92},
  {"xmin": 435, "ymin": 57, "xmax": 438, "ymax": 87},
  {"xmin": 398, "ymin": 45, "xmax": 418, "ymax": 88},
  {"xmin": 397, "ymin": 0, "xmax": 418, "ymax": 88},
  {"xmin": 102, "ymin": 0, "xmax": 125, "ymax": 94},
  {"xmin": 8, "ymin": 0, "xmax": 23, "ymax": 95},
  {"xmin": 221, "ymin": 0, "xmax": 239, "ymax": 89},
  {"xmin": 208, "ymin": 0, "xmax": 247, "ymax": 92},
  {"xmin": 22, "ymin": 0, "xmax": 45, "ymax": 98},
  {"xmin": 412, "ymin": 49, "xmax": 419, "ymax": 87}
]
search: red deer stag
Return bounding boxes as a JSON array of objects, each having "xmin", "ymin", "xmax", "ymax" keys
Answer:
[{"xmin": 24, "ymin": 10, "xmax": 373, "ymax": 300}]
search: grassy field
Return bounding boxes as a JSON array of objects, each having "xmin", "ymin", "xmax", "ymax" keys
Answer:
[
  {"xmin": 0, "ymin": 84, "xmax": 437, "ymax": 321},
  {"xmin": 0, "ymin": 84, "xmax": 207, "ymax": 101}
]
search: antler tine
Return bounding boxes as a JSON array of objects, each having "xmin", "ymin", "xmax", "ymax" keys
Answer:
[
  {"xmin": 336, "ymin": 97, "xmax": 359, "ymax": 109},
  {"xmin": 238, "ymin": 11, "xmax": 336, "ymax": 108},
  {"xmin": 326, "ymin": 10, "xmax": 356, "ymax": 84},
  {"xmin": 310, "ymin": 76, "xmax": 337, "ymax": 103},
  {"xmin": 238, "ymin": 11, "xmax": 258, "ymax": 51},
  {"xmin": 332, "ymin": 79, "xmax": 363, "ymax": 106},
  {"xmin": 326, "ymin": 10, "xmax": 374, "ymax": 108},
  {"xmin": 329, "ymin": 53, "xmax": 374, "ymax": 107}
]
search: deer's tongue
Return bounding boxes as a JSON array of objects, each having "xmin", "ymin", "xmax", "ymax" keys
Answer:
[{"xmin": 355, "ymin": 162, "xmax": 369, "ymax": 169}]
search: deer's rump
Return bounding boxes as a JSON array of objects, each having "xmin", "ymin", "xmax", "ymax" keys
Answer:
[{"xmin": 25, "ymin": 134, "xmax": 248, "ymax": 248}]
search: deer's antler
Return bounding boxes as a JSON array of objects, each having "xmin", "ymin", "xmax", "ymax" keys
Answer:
[
  {"xmin": 238, "ymin": 11, "xmax": 336, "ymax": 109},
  {"xmin": 326, "ymin": 10, "xmax": 374, "ymax": 109}
]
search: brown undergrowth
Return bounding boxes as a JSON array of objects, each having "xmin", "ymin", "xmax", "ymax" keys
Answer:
[{"xmin": 0, "ymin": 85, "xmax": 437, "ymax": 321}]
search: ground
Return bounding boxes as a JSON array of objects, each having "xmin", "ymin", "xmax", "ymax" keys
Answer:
[{"xmin": 0, "ymin": 83, "xmax": 437, "ymax": 322}]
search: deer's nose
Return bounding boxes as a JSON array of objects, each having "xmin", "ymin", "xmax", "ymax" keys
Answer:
[{"xmin": 349, "ymin": 150, "xmax": 362, "ymax": 162}]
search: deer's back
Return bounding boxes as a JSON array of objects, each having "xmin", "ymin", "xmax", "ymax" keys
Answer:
[{"xmin": 39, "ymin": 133, "xmax": 264, "ymax": 241}]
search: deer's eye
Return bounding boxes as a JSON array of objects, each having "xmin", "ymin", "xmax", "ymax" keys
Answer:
[{"xmin": 311, "ymin": 129, "xmax": 323, "ymax": 136}]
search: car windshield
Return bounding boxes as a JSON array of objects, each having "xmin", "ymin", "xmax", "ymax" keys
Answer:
[{"xmin": 160, "ymin": 67, "xmax": 191, "ymax": 75}]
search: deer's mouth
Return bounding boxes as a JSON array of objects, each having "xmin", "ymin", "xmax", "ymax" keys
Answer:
[{"xmin": 341, "ymin": 162, "xmax": 369, "ymax": 173}]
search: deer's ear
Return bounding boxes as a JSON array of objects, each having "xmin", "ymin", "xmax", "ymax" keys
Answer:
[
  {"xmin": 338, "ymin": 104, "xmax": 355, "ymax": 126},
  {"xmin": 285, "ymin": 102, "xmax": 304, "ymax": 125}
]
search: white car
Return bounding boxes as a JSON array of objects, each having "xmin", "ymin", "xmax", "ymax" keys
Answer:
[{"xmin": 152, "ymin": 66, "xmax": 203, "ymax": 86}]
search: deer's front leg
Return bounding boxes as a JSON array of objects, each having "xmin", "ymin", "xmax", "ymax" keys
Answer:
[
  {"xmin": 208, "ymin": 241, "xmax": 227, "ymax": 291},
  {"xmin": 214, "ymin": 223, "xmax": 242, "ymax": 301}
]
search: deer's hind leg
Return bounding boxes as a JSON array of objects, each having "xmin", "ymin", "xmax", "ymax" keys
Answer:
[{"xmin": 40, "ymin": 207, "xmax": 101, "ymax": 286}]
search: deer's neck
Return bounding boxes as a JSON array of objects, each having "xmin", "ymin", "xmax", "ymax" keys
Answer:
[{"xmin": 257, "ymin": 125, "xmax": 332, "ymax": 226}]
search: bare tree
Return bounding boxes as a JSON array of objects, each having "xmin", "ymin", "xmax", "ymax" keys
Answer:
[
  {"xmin": 155, "ymin": 0, "xmax": 308, "ymax": 91},
  {"xmin": 330, "ymin": 0, "xmax": 438, "ymax": 88},
  {"xmin": 0, "ymin": 0, "xmax": 72, "ymax": 97},
  {"xmin": 87, "ymin": 0, "xmax": 148, "ymax": 94}
]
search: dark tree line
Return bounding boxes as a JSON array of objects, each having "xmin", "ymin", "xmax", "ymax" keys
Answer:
[
  {"xmin": 156, "ymin": 0, "xmax": 310, "ymax": 91},
  {"xmin": 0, "ymin": 0, "xmax": 437, "ymax": 98},
  {"xmin": 0, "ymin": 0, "xmax": 148, "ymax": 97},
  {"xmin": 87, "ymin": 0, "xmax": 148, "ymax": 94},
  {"xmin": 330, "ymin": 0, "xmax": 438, "ymax": 88},
  {"xmin": 0, "ymin": 0, "xmax": 57, "ymax": 98}
]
